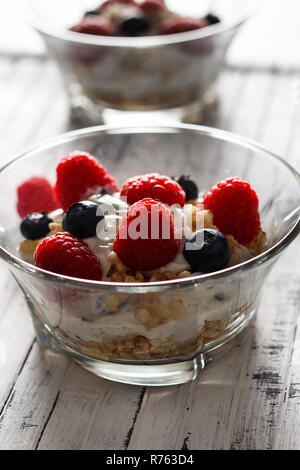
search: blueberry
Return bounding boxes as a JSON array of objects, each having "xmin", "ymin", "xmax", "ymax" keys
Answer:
[
  {"xmin": 62, "ymin": 201, "xmax": 105, "ymax": 239},
  {"xmin": 118, "ymin": 16, "xmax": 151, "ymax": 36},
  {"xmin": 183, "ymin": 229, "xmax": 231, "ymax": 273},
  {"xmin": 175, "ymin": 175, "xmax": 199, "ymax": 201},
  {"xmin": 20, "ymin": 212, "xmax": 53, "ymax": 240},
  {"xmin": 205, "ymin": 13, "xmax": 221, "ymax": 25}
]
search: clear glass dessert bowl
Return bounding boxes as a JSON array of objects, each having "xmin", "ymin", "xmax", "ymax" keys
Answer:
[
  {"xmin": 26, "ymin": 0, "xmax": 257, "ymax": 124},
  {"xmin": 0, "ymin": 125, "xmax": 299, "ymax": 386}
]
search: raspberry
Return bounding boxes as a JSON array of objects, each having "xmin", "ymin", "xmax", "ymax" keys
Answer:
[
  {"xmin": 113, "ymin": 198, "xmax": 180, "ymax": 271},
  {"xmin": 17, "ymin": 177, "xmax": 58, "ymax": 218},
  {"xmin": 34, "ymin": 232, "xmax": 103, "ymax": 281},
  {"xmin": 161, "ymin": 17, "xmax": 207, "ymax": 35},
  {"xmin": 70, "ymin": 16, "xmax": 115, "ymax": 36},
  {"xmin": 203, "ymin": 177, "xmax": 261, "ymax": 245},
  {"xmin": 120, "ymin": 173, "xmax": 185, "ymax": 206},
  {"xmin": 54, "ymin": 151, "xmax": 119, "ymax": 212},
  {"xmin": 139, "ymin": 0, "xmax": 165, "ymax": 13}
]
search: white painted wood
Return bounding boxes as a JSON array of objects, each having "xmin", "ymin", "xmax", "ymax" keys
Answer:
[
  {"xmin": 128, "ymin": 330, "xmax": 255, "ymax": 450},
  {"xmin": 37, "ymin": 363, "xmax": 143, "ymax": 450},
  {"xmin": 0, "ymin": 265, "xmax": 35, "ymax": 410},
  {"xmin": 229, "ymin": 244, "xmax": 300, "ymax": 449},
  {"xmin": 258, "ymin": 74, "xmax": 297, "ymax": 157},
  {"xmin": 276, "ymin": 302, "xmax": 300, "ymax": 450},
  {"xmin": 0, "ymin": 343, "xmax": 70, "ymax": 450}
]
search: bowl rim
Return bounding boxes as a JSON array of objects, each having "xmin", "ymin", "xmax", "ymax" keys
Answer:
[
  {"xmin": 25, "ymin": 0, "xmax": 259, "ymax": 48},
  {"xmin": 0, "ymin": 123, "xmax": 299, "ymax": 293}
]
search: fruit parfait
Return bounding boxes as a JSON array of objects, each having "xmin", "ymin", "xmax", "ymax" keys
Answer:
[
  {"xmin": 29, "ymin": 0, "xmax": 252, "ymax": 122},
  {"xmin": 17, "ymin": 151, "xmax": 266, "ymax": 362},
  {"xmin": 66, "ymin": 0, "xmax": 222, "ymax": 115}
]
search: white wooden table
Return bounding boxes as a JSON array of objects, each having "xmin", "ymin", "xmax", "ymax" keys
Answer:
[{"xmin": 0, "ymin": 41, "xmax": 300, "ymax": 450}]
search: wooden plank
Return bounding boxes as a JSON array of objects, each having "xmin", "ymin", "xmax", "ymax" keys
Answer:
[
  {"xmin": 276, "ymin": 301, "xmax": 300, "ymax": 450},
  {"xmin": 225, "ymin": 72, "xmax": 300, "ymax": 449},
  {"xmin": 0, "ymin": 343, "xmax": 70, "ymax": 450},
  {"xmin": 0, "ymin": 59, "xmax": 68, "ymax": 163},
  {"xmin": 229, "ymin": 242, "xmax": 300, "ymax": 449},
  {"xmin": 0, "ymin": 266, "xmax": 35, "ymax": 411},
  {"xmin": 0, "ymin": 59, "xmax": 44, "ymax": 151},
  {"xmin": 258, "ymin": 73, "xmax": 296, "ymax": 157},
  {"xmin": 128, "ymin": 330, "xmax": 255, "ymax": 450},
  {"xmin": 37, "ymin": 364, "xmax": 143, "ymax": 450}
]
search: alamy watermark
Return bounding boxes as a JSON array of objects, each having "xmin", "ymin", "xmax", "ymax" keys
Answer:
[{"xmin": 95, "ymin": 200, "xmax": 206, "ymax": 249}]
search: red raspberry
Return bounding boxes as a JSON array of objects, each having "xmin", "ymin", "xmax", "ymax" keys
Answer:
[
  {"xmin": 161, "ymin": 17, "xmax": 207, "ymax": 35},
  {"xmin": 70, "ymin": 17, "xmax": 115, "ymax": 36},
  {"xmin": 203, "ymin": 177, "xmax": 261, "ymax": 245},
  {"xmin": 113, "ymin": 198, "xmax": 180, "ymax": 271},
  {"xmin": 17, "ymin": 177, "xmax": 58, "ymax": 218},
  {"xmin": 139, "ymin": 0, "xmax": 165, "ymax": 13},
  {"xmin": 35, "ymin": 232, "xmax": 103, "ymax": 281},
  {"xmin": 54, "ymin": 151, "xmax": 119, "ymax": 212},
  {"xmin": 120, "ymin": 173, "xmax": 185, "ymax": 206}
]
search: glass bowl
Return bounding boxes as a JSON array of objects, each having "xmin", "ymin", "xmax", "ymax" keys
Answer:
[
  {"xmin": 0, "ymin": 125, "xmax": 299, "ymax": 386},
  {"xmin": 26, "ymin": 0, "xmax": 257, "ymax": 124}
]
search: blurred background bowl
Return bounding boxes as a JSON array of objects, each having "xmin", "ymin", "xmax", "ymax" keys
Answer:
[{"xmin": 27, "ymin": 0, "xmax": 258, "ymax": 124}]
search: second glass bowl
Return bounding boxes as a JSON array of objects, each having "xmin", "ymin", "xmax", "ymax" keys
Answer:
[{"xmin": 27, "ymin": 0, "xmax": 257, "ymax": 124}]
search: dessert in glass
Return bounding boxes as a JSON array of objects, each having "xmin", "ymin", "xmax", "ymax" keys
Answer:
[
  {"xmin": 27, "ymin": 0, "xmax": 257, "ymax": 124},
  {"xmin": 0, "ymin": 125, "xmax": 299, "ymax": 386}
]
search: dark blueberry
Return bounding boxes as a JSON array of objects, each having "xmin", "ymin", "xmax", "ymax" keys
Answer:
[
  {"xmin": 205, "ymin": 13, "xmax": 221, "ymax": 25},
  {"xmin": 20, "ymin": 212, "xmax": 53, "ymax": 240},
  {"xmin": 175, "ymin": 175, "xmax": 199, "ymax": 201},
  {"xmin": 183, "ymin": 229, "xmax": 231, "ymax": 273},
  {"xmin": 84, "ymin": 9, "xmax": 101, "ymax": 17},
  {"xmin": 62, "ymin": 201, "xmax": 105, "ymax": 239},
  {"xmin": 118, "ymin": 15, "xmax": 151, "ymax": 36}
]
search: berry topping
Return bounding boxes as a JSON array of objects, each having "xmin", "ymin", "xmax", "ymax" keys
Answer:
[
  {"xmin": 63, "ymin": 200, "xmax": 105, "ymax": 239},
  {"xmin": 160, "ymin": 17, "xmax": 207, "ymax": 35},
  {"xmin": 203, "ymin": 177, "xmax": 261, "ymax": 245},
  {"xmin": 54, "ymin": 151, "xmax": 119, "ymax": 212},
  {"xmin": 175, "ymin": 175, "xmax": 199, "ymax": 202},
  {"xmin": 120, "ymin": 173, "xmax": 186, "ymax": 206},
  {"xmin": 20, "ymin": 212, "xmax": 53, "ymax": 241},
  {"xmin": 139, "ymin": 0, "xmax": 165, "ymax": 13},
  {"xmin": 113, "ymin": 198, "xmax": 180, "ymax": 272},
  {"xmin": 34, "ymin": 232, "xmax": 103, "ymax": 281},
  {"xmin": 205, "ymin": 13, "xmax": 221, "ymax": 25},
  {"xmin": 118, "ymin": 15, "xmax": 151, "ymax": 36},
  {"xmin": 183, "ymin": 229, "xmax": 231, "ymax": 273},
  {"xmin": 70, "ymin": 16, "xmax": 115, "ymax": 36},
  {"xmin": 17, "ymin": 177, "xmax": 58, "ymax": 218}
]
